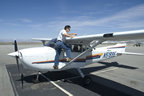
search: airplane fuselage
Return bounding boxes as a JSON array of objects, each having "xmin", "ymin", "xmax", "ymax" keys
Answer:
[{"xmin": 11, "ymin": 44, "xmax": 125, "ymax": 71}]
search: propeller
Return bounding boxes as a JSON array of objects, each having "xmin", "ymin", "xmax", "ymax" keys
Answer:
[
  {"xmin": 14, "ymin": 40, "xmax": 24, "ymax": 88},
  {"xmin": 14, "ymin": 40, "xmax": 20, "ymax": 73}
]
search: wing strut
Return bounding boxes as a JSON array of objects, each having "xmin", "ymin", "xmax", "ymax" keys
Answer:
[{"xmin": 62, "ymin": 40, "xmax": 104, "ymax": 69}]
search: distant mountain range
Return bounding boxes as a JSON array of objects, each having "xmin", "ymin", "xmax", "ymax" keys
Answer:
[{"xmin": 0, "ymin": 39, "xmax": 38, "ymax": 42}]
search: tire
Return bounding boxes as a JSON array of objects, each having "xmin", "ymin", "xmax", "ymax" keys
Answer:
[{"xmin": 83, "ymin": 76, "xmax": 92, "ymax": 85}]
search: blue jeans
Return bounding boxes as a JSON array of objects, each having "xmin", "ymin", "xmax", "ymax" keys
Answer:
[{"xmin": 54, "ymin": 41, "xmax": 71, "ymax": 66}]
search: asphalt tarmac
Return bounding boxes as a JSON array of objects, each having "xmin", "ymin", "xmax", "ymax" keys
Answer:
[{"xmin": 0, "ymin": 43, "xmax": 144, "ymax": 96}]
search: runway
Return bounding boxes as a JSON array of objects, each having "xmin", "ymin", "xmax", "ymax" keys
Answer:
[{"xmin": 0, "ymin": 44, "xmax": 144, "ymax": 96}]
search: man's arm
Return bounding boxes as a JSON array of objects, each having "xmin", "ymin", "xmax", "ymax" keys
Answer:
[{"xmin": 64, "ymin": 33, "xmax": 77, "ymax": 38}]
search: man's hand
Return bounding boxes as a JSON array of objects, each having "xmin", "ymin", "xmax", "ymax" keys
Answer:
[
  {"xmin": 70, "ymin": 33, "xmax": 77, "ymax": 38},
  {"xmin": 69, "ymin": 33, "xmax": 77, "ymax": 38},
  {"xmin": 71, "ymin": 33, "xmax": 77, "ymax": 36},
  {"xmin": 64, "ymin": 33, "xmax": 77, "ymax": 38},
  {"xmin": 69, "ymin": 34, "xmax": 75, "ymax": 38}
]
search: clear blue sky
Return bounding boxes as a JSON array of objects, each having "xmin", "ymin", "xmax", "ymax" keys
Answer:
[{"xmin": 0, "ymin": 0, "xmax": 144, "ymax": 40}]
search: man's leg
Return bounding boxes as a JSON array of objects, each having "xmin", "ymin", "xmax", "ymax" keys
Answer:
[
  {"xmin": 61, "ymin": 42, "xmax": 71, "ymax": 59},
  {"xmin": 54, "ymin": 42, "xmax": 61, "ymax": 69},
  {"xmin": 54, "ymin": 48, "xmax": 61, "ymax": 66},
  {"xmin": 65, "ymin": 47, "xmax": 71, "ymax": 58}
]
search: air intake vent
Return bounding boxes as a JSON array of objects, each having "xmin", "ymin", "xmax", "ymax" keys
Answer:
[{"xmin": 103, "ymin": 33, "xmax": 113, "ymax": 37}]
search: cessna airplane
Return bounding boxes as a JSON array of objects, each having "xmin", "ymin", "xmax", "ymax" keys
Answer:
[{"xmin": 8, "ymin": 29, "xmax": 144, "ymax": 85}]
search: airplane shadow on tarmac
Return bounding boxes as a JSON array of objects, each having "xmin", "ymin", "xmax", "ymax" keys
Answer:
[
  {"xmin": 22, "ymin": 61, "xmax": 138, "ymax": 83},
  {"xmin": 6, "ymin": 62, "xmax": 144, "ymax": 96},
  {"xmin": 82, "ymin": 61, "xmax": 138, "ymax": 74}
]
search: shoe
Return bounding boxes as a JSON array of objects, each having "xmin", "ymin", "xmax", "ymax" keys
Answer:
[
  {"xmin": 66, "ymin": 58, "xmax": 72, "ymax": 62},
  {"xmin": 53, "ymin": 65, "xmax": 58, "ymax": 69}
]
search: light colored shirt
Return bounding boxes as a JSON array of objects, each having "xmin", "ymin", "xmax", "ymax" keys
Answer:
[{"xmin": 57, "ymin": 29, "xmax": 67, "ymax": 42}]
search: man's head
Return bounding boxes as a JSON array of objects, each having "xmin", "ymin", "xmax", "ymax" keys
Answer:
[{"xmin": 64, "ymin": 25, "xmax": 71, "ymax": 32}]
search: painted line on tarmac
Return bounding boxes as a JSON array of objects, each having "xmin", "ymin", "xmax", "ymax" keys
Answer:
[
  {"xmin": 40, "ymin": 74, "xmax": 73, "ymax": 96},
  {"xmin": 50, "ymin": 80, "xmax": 73, "ymax": 96}
]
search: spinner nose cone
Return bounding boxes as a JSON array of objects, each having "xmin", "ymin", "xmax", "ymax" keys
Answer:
[{"xmin": 8, "ymin": 51, "xmax": 19, "ymax": 57}]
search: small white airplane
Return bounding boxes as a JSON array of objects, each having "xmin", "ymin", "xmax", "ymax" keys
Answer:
[{"xmin": 8, "ymin": 29, "xmax": 144, "ymax": 85}]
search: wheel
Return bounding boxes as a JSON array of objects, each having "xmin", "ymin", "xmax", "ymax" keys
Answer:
[
  {"xmin": 83, "ymin": 76, "xmax": 92, "ymax": 85},
  {"xmin": 32, "ymin": 75, "xmax": 40, "ymax": 83},
  {"xmin": 32, "ymin": 79, "xmax": 40, "ymax": 83},
  {"xmin": 61, "ymin": 79, "xmax": 72, "ymax": 83},
  {"xmin": 61, "ymin": 79, "xmax": 67, "ymax": 82}
]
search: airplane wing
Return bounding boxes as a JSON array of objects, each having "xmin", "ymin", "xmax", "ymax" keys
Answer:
[
  {"xmin": 32, "ymin": 38, "xmax": 52, "ymax": 41},
  {"xmin": 61, "ymin": 29, "xmax": 144, "ymax": 69},
  {"xmin": 66, "ymin": 30, "xmax": 144, "ymax": 45},
  {"xmin": 32, "ymin": 30, "xmax": 144, "ymax": 45},
  {"xmin": 32, "ymin": 38, "xmax": 52, "ymax": 45}
]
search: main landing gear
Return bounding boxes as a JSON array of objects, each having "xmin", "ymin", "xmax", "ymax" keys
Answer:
[{"xmin": 77, "ymin": 68, "xmax": 92, "ymax": 86}]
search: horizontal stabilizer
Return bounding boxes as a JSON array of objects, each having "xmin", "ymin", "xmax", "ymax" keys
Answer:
[{"xmin": 119, "ymin": 52, "xmax": 144, "ymax": 56}]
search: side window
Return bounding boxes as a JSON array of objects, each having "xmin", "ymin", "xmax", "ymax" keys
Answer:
[{"xmin": 71, "ymin": 44, "xmax": 86, "ymax": 52}]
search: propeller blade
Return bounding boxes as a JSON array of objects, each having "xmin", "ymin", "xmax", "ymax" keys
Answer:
[
  {"xmin": 16, "ymin": 56, "xmax": 20, "ymax": 73},
  {"xmin": 14, "ymin": 40, "xmax": 18, "ymax": 51},
  {"xmin": 14, "ymin": 40, "xmax": 24, "ymax": 88}
]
